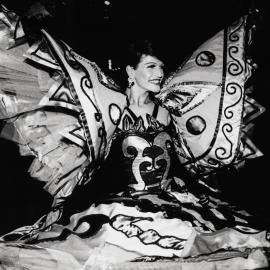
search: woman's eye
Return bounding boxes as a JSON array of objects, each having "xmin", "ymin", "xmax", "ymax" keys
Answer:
[{"xmin": 147, "ymin": 65, "xmax": 156, "ymax": 68}]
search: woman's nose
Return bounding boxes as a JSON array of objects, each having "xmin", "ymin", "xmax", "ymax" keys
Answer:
[{"xmin": 155, "ymin": 67, "xmax": 164, "ymax": 78}]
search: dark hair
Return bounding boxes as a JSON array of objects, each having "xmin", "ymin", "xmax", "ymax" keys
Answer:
[{"xmin": 126, "ymin": 39, "xmax": 165, "ymax": 68}]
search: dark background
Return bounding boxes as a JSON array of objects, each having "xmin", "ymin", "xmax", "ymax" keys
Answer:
[{"xmin": 0, "ymin": 0, "xmax": 269, "ymax": 234}]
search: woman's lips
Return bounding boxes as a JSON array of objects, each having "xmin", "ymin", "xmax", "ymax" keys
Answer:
[{"xmin": 149, "ymin": 79, "xmax": 161, "ymax": 85}]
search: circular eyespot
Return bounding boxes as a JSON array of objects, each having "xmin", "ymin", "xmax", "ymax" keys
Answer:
[
  {"xmin": 186, "ymin": 115, "xmax": 206, "ymax": 135},
  {"xmin": 196, "ymin": 51, "xmax": 216, "ymax": 66},
  {"xmin": 109, "ymin": 103, "xmax": 121, "ymax": 125}
]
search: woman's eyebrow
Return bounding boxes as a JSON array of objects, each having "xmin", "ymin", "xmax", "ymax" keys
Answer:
[{"xmin": 144, "ymin": 61, "xmax": 163, "ymax": 66}]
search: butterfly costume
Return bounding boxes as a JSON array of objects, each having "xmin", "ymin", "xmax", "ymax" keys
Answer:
[{"xmin": 0, "ymin": 5, "xmax": 269, "ymax": 270}]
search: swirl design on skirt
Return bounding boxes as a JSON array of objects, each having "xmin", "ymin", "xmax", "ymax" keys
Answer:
[
  {"xmin": 81, "ymin": 75, "xmax": 93, "ymax": 90},
  {"xmin": 110, "ymin": 214, "xmax": 186, "ymax": 250},
  {"xmin": 224, "ymin": 82, "xmax": 243, "ymax": 119},
  {"xmin": 228, "ymin": 46, "xmax": 243, "ymax": 76},
  {"xmin": 229, "ymin": 17, "xmax": 244, "ymax": 42},
  {"xmin": 215, "ymin": 124, "xmax": 233, "ymax": 160}
]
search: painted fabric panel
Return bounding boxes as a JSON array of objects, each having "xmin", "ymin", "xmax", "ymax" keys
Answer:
[{"xmin": 158, "ymin": 16, "xmax": 264, "ymax": 182}]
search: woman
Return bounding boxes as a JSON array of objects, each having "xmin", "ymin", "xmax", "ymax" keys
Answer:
[
  {"xmin": 106, "ymin": 39, "xmax": 173, "ymax": 192},
  {"xmin": 0, "ymin": 29, "xmax": 269, "ymax": 268}
]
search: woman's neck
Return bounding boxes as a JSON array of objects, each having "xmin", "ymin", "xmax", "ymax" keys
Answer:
[{"xmin": 126, "ymin": 86, "xmax": 152, "ymax": 107}]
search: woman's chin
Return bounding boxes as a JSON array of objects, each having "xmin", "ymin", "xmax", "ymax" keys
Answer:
[{"xmin": 150, "ymin": 87, "xmax": 161, "ymax": 94}]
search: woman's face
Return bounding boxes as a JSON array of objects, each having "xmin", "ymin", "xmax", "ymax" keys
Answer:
[{"xmin": 132, "ymin": 55, "xmax": 164, "ymax": 94}]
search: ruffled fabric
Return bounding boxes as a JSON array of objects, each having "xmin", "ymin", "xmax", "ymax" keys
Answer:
[
  {"xmin": 0, "ymin": 199, "xmax": 269, "ymax": 269},
  {"xmin": 0, "ymin": 7, "xmax": 49, "ymax": 118},
  {"xmin": 0, "ymin": 5, "xmax": 127, "ymax": 231}
]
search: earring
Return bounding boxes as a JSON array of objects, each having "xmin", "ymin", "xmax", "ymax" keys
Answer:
[{"xmin": 128, "ymin": 77, "xmax": 134, "ymax": 88}]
